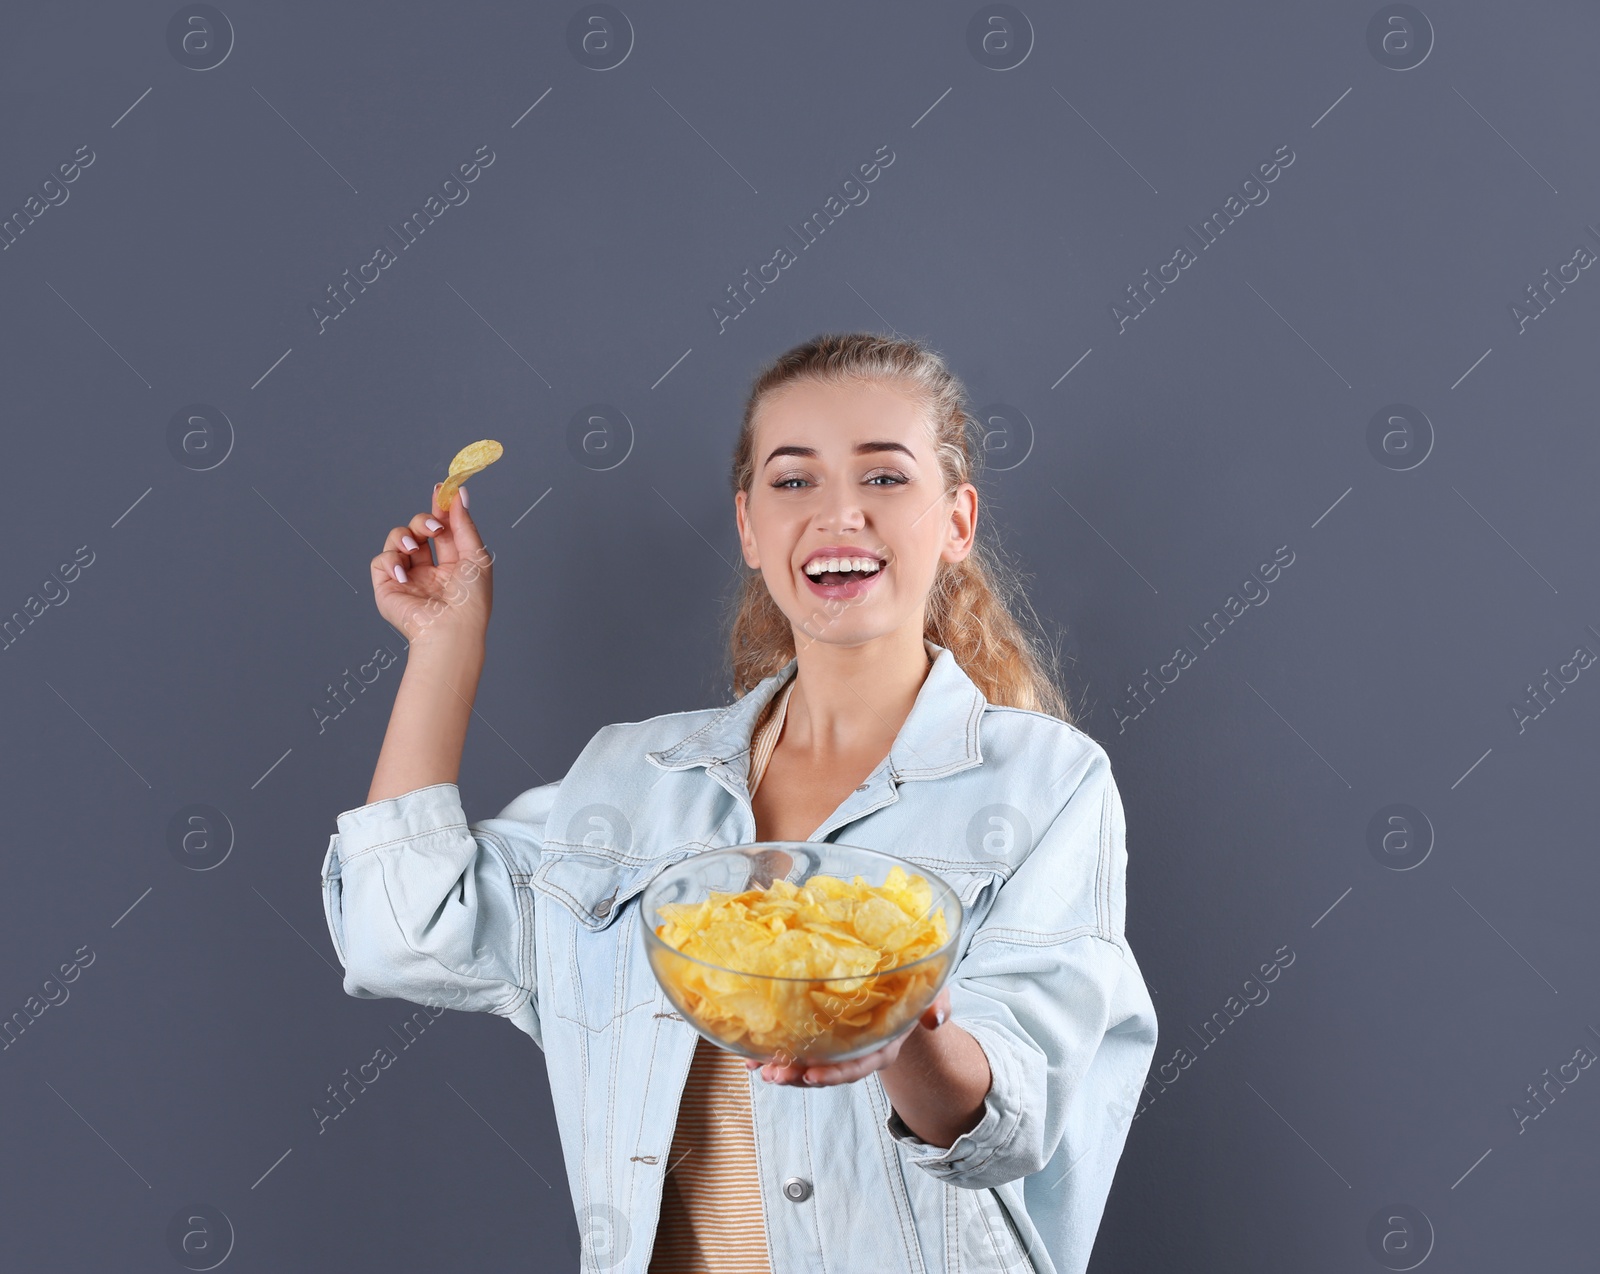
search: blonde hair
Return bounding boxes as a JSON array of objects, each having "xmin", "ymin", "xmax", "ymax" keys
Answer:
[{"xmin": 724, "ymin": 332, "xmax": 1072, "ymax": 722}]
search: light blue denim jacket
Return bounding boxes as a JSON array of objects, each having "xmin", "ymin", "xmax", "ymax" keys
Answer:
[{"xmin": 320, "ymin": 641, "xmax": 1157, "ymax": 1273}]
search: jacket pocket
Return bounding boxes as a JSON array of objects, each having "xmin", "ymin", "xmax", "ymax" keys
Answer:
[
  {"xmin": 532, "ymin": 848, "xmax": 688, "ymax": 1031},
  {"xmin": 914, "ymin": 865, "xmax": 1007, "ymax": 947}
]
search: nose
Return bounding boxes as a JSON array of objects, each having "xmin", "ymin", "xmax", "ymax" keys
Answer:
[{"xmin": 814, "ymin": 488, "xmax": 866, "ymax": 535}]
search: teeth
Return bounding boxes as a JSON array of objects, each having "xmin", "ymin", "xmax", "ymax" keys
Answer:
[{"xmin": 804, "ymin": 556, "xmax": 883, "ymax": 577}]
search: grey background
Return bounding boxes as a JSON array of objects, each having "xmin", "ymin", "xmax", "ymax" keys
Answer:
[{"xmin": 1, "ymin": 1, "xmax": 1595, "ymax": 1270}]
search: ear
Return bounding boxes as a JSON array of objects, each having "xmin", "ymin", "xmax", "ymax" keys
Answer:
[
  {"xmin": 734, "ymin": 489, "xmax": 761, "ymax": 569},
  {"xmin": 942, "ymin": 483, "xmax": 978, "ymax": 565}
]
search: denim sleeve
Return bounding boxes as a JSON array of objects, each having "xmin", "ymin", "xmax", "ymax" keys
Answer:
[
  {"xmin": 320, "ymin": 780, "xmax": 559, "ymax": 1027},
  {"xmin": 885, "ymin": 746, "xmax": 1155, "ymax": 1190}
]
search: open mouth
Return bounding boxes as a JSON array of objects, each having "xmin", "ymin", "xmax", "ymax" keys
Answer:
[
  {"xmin": 806, "ymin": 566, "xmax": 879, "ymax": 585},
  {"xmin": 803, "ymin": 557, "xmax": 884, "ymax": 582},
  {"xmin": 800, "ymin": 555, "xmax": 886, "ymax": 596}
]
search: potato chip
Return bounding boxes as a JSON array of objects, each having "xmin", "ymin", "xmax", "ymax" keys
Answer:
[
  {"xmin": 437, "ymin": 439, "xmax": 503, "ymax": 510},
  {"xmin": 447, "ymin": 439, "xmax": 503, "ymax": 475},
  {"xmin": 651, "ymin": 867, "xmax": 950, "ymax": 1057}
]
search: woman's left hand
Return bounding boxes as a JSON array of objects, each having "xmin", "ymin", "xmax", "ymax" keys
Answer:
[{"xmin": 743, "ymin": 987, "xmax": 951, "ymax": 1086}]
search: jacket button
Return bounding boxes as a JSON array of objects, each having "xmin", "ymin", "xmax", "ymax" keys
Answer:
[
  {"xmin": 781, "ymin": 1176, "xmax": 812, "ymax": 1202},
  {"xmin": 594, "ymin": 892, "xmax": 615, "ymax": 918}
]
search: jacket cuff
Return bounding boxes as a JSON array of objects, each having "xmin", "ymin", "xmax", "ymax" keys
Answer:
[
  {"xmin": 883, "ymin": 1019, "xmax": 1025, "ymax": 1183},
  {"xmin": 332, "ymin": 782, "xmax": 466, "ymax": 858}
]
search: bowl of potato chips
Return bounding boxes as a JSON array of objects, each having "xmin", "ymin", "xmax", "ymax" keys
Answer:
[{"xmin": 641, "ymin": 842, "xmax": 962, "ymax": 1065}]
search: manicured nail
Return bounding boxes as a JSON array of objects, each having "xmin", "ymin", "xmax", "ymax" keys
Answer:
[
  {"xmin": 401, "ymin": 535, "xmax": 418, "ymax": 551},
  {"xmin": 935, "ymin": 1005, "xmax": 947, "ymax": 1028},
  {"xmin": 392, "ymin": 564, "xmax": 407, "ymax": 583},
  {"xmin": 458, "ymin": 484, "xmax": 468, "ymax": 509},
  {"xmin": 425, "ymin": 518, "xmax": 442, "ymax": 532}
]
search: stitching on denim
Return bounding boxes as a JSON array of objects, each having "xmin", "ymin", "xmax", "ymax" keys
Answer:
[
  {"xmin": 994, "ymin": 1183, "xmax": 1042, "ymax": 1273},
  {"xmin": 649, "ymin": 703, "xmax": 740, "ymax": 762},
  {"xmin": 604, "ymin": 951, "xmax": 621, "ymax": 1258},
  {"xmin": 886, "ymin": 1082, "xmax": 996, "ymax": 1175},
  {"xmin": 511, "ymin": 883, "xmax": 536, "ymax": 1020},
  {"xmin": 977, "ymin": 1190, "xmax": 1009, "ymax": 1270},
  {"xmin": 650, "ymin": 673, "xmax": 796, "ymax": 766},
  {"xmin": 1093, "ymin": 778, "xmax": 1109, "ymax": 938},
  {"xmin": 532, "ymin": 877, "xmax": 637, "ymax": 929},
  {"xmin": 799, "ymin": 1089, "xmax": 830, "ymax": 1273},
  {"xmin": 624, "ymin": 1005, "xmax": 667, "ymax": 1228},
  {"xmin": 321, "ymin": 858, "xmax": 348, "ymax": 968},
  {"xmin": 477, "ymin": 829, "xmax": 533, "ymax": 1015},
  {"xmin": 335, "ymin": 818, "xmax": 470, "ymax": 860},
  {"xmin": 536, "ymin": 840, "xmax": 717, "ymax": 869},
  {"xmin": 945, "ymin": 1183, "xmax": 958, "ymax": 1272},
  {"xmin": 891, "ymin": 754, "xmax": 982, "ymax": 780},
  {"xmin": 575, "ymin": 991, "xmax": 592, "ymax": 1274},
  {"xmin": 743, "ymin": 1055, "xmax": 781, "ymax": 1273},
  {"xmin": 1102, "ymin": 771, "xmax": 1117, "ymax": 940},
  {"xmin": 509, "ymin": 837, "xmax": 539, "ymax": 1020},
  {"xmin": 965, "ymin": 923, "xmax": 1101, "ymax": 952},
  {"xmin": 613, "ymin": 904, "xmax": 630, "ymax": 1030},
  {"xmin": 865, "ymin": 1074, "xmax": 925, "ymax": 1273},
  {"xmin": 897, "ymin": 857, "xmax": 1012, "ymax": 880},
  {"xmin": 946, "ymin": 1023, "xmax": 1022, "ymax": 1178},
  {"xmin": 564, "ymin": 914, "xmax": 582, "ymax": 1024},
  {"xmin": 862, "ymin": 686, "xmax": 985, "ymax": 783},
  {"xmin": 981, "ymin": 704, "xmax": 1100, "ymax": 749},
  {"xmin": 332, "ymin": 781, "xmax": 458, "ymax": 825}
]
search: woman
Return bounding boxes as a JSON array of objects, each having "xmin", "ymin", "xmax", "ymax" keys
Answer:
[{"xmin": 321, "ymin": 333, "xmax": 1158, "ymax": 1273}]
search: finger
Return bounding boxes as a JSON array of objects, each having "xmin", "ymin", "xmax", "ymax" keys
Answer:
[
  {"xmin": 408, "ymin": 506, "xmax": 447, "ymax": 546},
  {"xmin": 440, "ymin": 481, "xmax": 487, "ymax": 562},
  {"xmin": 370, "ymin": 549, "xmax": 413, "ymax": 588},
  {"xmin": 383, "ymin": 525, "xmax": 430, "ymax": 570},
  {"xmin": 763, "ymin": 1061, "xmax": 805, "ymax": 1084},
  {"xmin": 802, "ymin": 1056, "xmax": 868, "ymax": 1086},
  {"xmin": 920, "ymin": 988, "xmax": 952, "ymax": 1030},
  {"xmin": 426, "ymin": 481, "xmax": 486, "ymax": 567}
]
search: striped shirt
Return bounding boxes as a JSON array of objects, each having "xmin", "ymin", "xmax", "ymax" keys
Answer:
[{"xmin": 648, "ymin": 675, "xmax": 795, "ymax": 1273}]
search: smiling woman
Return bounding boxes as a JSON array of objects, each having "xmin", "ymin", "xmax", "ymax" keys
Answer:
[
  {"xmin": 725, "ymin": 335, "xmax": 1069, "ymax": 719},
  {"xmin": 323, "ymin": 330, "xmax": 1158, "ymax": 1274}
]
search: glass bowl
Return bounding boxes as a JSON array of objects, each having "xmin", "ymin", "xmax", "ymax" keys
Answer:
[{"xmin": 640, "ymin": 841, "xmax": 962, "ymax": 1065}]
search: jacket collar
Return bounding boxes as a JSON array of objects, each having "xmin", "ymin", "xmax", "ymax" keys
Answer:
[{"xmin": 646, "ymin": 639, "xmax": 986, "ymax": 783}]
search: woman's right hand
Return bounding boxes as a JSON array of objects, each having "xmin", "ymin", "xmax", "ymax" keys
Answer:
[{"xmin": 370, "ymin": 483, "xmax": 493, "ymax": 648}]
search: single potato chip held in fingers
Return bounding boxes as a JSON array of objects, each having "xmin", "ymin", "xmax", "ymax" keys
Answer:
[
  {"xmin": 448, "ymin": 439, "xmax": 503, "ymax": 475},
  {"xmin": 437, "ymin": 439, "xmax": 503, "ymax": 509},
  {"xmin": 437, "ymin": 466, "xmax": 482, "ymax": 510}
]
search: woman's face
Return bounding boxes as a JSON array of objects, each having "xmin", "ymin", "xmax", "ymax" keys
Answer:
[{"xmin": 734, "ymin": 376, "xmax": 977, "ymax": 650}]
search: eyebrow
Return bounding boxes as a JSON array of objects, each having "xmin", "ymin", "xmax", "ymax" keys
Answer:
[{"xmin": 761, "ymin": 440, "xmax": 917, "ymax": 467}]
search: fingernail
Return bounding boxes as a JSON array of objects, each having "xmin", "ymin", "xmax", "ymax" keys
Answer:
[
  {"xmin": 425, "ymin": 518, "xmax": 442, "ymax": 532},
  {"xmin": 458, "ymin": 484, "xmax": 468, "ymax": 509},
  {"xmin": 392, "ymin": 564, "xmax": 407, "ymax": 583},
  {"xmin": 935, "ymin": 1005, "xmax": 947, "ymax": 1028},
  {"xmin": 401, "ymin": 535, "xmax": 418, "ymax": 551}
]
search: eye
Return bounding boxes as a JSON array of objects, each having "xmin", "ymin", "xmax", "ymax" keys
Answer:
[
  {"xmin": 865, "ymin": 471, "xmax": 908, "ymax": 487},
  {"xmin": 771, "ymin": 473, "xmax": 810, "ymax": 489}
]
